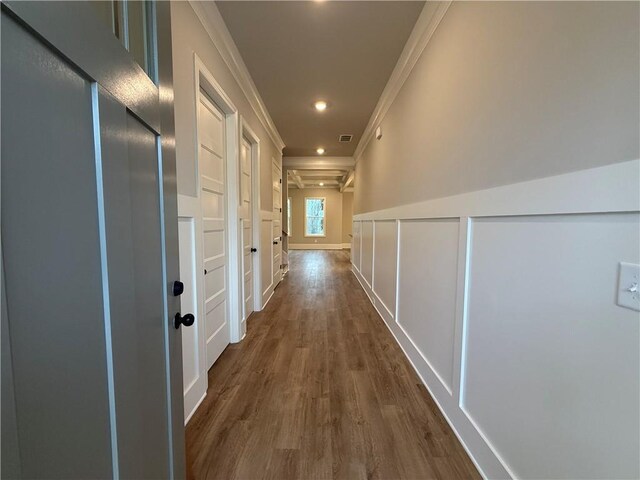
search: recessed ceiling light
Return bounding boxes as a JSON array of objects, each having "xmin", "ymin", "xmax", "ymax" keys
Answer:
[
  {"xmin": 319, "ymin": 182, "xmax": 324, "ymax": 186},
  {"xmin": 314, "ymin": 101, "xmax": 327, "ymax": 112},
  {"xmin": 316, "ymin": 147, "xmax": 325, "ymax": 155}
]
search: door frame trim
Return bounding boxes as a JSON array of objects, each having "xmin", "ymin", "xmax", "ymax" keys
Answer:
[
  {"xmin": 193, "ymin": 53, "xmax": 243, "ymax": 345},
  {"xmin": 240, "ymin": 118, "xmax": 263, "ymax": 315}
]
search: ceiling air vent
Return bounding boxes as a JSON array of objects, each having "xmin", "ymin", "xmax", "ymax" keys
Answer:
[{"xmin": 338, "ymin": 134, "xmax": 353, "ymax": 143}]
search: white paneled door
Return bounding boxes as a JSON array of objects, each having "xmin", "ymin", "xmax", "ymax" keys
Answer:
[
  {"xmin": 198, "ymin": 90, "xmax": 230, "ymax": 369},
  {"xmin": 241, "ymin": 137, "xmax": 254, "ymax": 329}
]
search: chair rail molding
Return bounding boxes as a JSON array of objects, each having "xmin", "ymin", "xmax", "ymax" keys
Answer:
[{"xmin": 189, "ymin": 0, "xmax": 286, "ymax": 152}]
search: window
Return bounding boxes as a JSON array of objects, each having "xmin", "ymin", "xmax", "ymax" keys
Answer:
[
  {"xmin": 305, "ymin": 197, "xmax": 326, "ymax": 237},
  {"xmin": 91, "ymin": 0, "xmax": 157, "ymax": 81},
  {"xmin": 287, "ymin": 197, "xmax": 292, "ymax": 235}
]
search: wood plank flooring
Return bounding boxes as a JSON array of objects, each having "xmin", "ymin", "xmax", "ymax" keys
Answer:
[{"xmin": 186, "ymin": 250, "xmax": 480, "ymax": 480}]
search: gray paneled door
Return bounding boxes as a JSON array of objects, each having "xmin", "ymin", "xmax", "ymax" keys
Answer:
[{"xmin": 1, "ymin": 1, "xmax": 185, "ymax": 478}]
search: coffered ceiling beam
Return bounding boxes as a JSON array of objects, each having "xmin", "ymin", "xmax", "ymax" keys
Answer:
[
  {"xmin": 340, "ymin": 170, "xmax": 355, "ymax": 193},
  {"xmin": 288, "ymin": 170, "xmax": 304, "ymax": 189},
  {"xmin": 283, "ymin": 157, "xmax": 355, "ymax": 171}
]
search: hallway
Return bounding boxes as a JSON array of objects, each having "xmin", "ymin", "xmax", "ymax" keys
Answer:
[{"xmin": 186, "ymin": 250, "xmax": 480, "ymax": 479}]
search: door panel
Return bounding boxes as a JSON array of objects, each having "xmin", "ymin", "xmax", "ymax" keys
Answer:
[
  {"xmin": 99, "ymin": 88, "xmax": 170, "ymax": 478},
  {"xmin": 1, "ymin": 14, "xmax": 113, "ymax": 477},
  {"xmin": 261, "ymin": 219, "xmax": 274, "ymax": 298},
  {"xmin": 199, "ymin": 92, "xmax": 230, "ymax": 369}
]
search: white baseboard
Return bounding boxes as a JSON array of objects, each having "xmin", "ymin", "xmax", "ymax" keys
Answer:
[
  {"xmin": 289, "ymin": 243, "xmax": 344, "ymax": 250},
  {"xmin": 341, "ymin": 243, "xmax": 351, "ymax": 249},
  {"xmin": 184, "ymin": 389, "xmax": 206, "ymax": 426}
]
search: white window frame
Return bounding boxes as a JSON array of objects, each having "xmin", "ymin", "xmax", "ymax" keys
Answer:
[{"xmin": 304, "ymin": 197, "xmax": 326, "ymax": 238}]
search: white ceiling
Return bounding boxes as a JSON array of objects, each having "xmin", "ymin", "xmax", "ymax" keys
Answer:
[{"xmin": 216, "ymin": 1, "xmax": 425, "ymax": 157}]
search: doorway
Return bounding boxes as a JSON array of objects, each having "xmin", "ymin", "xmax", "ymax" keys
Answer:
[{"xmin": 240, "ymin": 120, "xmax": 262, "ymax": 333}]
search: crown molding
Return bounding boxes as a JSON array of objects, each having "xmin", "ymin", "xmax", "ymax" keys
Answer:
[
  {"xmin": 353, "ymin": 0, "xmax": 452, "ymax": 163},
  {"xmin": 189, "ymin": 1, "xmax": 286, "ymax": 151}
]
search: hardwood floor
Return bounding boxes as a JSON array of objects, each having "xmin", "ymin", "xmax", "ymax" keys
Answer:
[{"xmin": 185, "ymin": 250, "xmax": 480, "ymax": 480}]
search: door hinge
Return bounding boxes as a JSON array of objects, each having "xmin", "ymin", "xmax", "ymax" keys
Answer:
[{"xmin": 279, "ymin": 178, "xmax": 282, "ymax": 184}]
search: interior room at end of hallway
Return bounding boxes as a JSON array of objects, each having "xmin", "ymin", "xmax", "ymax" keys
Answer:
[{"xmin": 288, "ymin": 188, "xmax": 353, "ymax": 249}]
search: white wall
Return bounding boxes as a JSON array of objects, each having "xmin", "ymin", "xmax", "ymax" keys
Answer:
[{"xmin": 351, "ymin": 161, "xmax": 640, "ymax": 479}]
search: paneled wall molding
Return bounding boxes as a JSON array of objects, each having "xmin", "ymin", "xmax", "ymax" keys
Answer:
[
  {"xmin": 189, "ymin": 1, "xmax": 286, "ymax": 151},
  {"xmin": 177, "ymin": 194, "xmax": 207, "ymax": 424},
  {"xmin": 354, "ymin": 159, "xmax": 640, "ymax": 221},
  {"xmin": 353, "ymin": 1, "xmax": 452, "ymax": 163},
  {"xmin": 350, "ymin": 161, "xmax": 640, "ymax": 480}
]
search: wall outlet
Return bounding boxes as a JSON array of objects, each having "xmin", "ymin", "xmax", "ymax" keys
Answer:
[
  {"xmin": 617, "ymin": 262, "xmax": 640, "ymax": 311},
  {"xmin": 314, "ymin": 239, "xmax": 318, "ymax": 243}
]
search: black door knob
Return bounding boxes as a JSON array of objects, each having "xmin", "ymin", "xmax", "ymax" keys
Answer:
[
  {"xmin": 173, "ymin": 281, "xmax": 184, "ymax": 296},
  {"xmin": 273, "ymin": 241, "xmax": 278, "ymax": 245},
  {"xmin": 250, "ymin": 247, "xmax": 257, "ymax": 253},
  {"xmin": 174, "ymin": 312, "xmax": 195, "ymax": 329}
]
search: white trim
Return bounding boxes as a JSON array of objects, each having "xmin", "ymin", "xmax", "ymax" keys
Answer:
[
  {"xmin": 283, "ymin": 157, "xmax": 355, "ymax": 170},
  {"xmin": 354, "ymin": 160, "xmax": 640, "ymax": 221},
  {"xmin": 189, "ymin": 1, "xmax": 285, "ymax": 151},
  {"xmin": 353, "ymin": 1, "xmax": 452, "ymax": 163},
  {"xmin": 289, "ymin": 244, "xmax": 344, "ymax": 250},
  {"xmin": 262, "ymin": 288, "xmax": 275, "ymax": 309},
  {"xmin": 184, "ymin": 391, "xmax": 206, "ymax": 426},
  {"xmin": 341, "ymin": 243, "xmax": 351, "ymax": 250}
]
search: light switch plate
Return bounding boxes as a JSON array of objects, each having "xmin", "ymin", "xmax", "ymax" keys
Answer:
[{"xmin": 617, "ymin": 262, "xmax": 640, "ymax": 311}]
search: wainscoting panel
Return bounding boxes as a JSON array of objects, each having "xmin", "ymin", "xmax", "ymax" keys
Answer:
[
  {"xmin": 372, "ymin": 220, "xmax": 398, "ymax": 319},
  {"xmin": 178, "ymin": 217, "xmax": 204, "ymax": 422},
  {"xmin": 178, "ymin": 194, "xmax": 207, "ymax": 424},
  {"xmin": 351, "ymin": 160, "xmax": 640, "ymax": 480},
  {"xmin": 352, "ymin": 220, "xmax": 361, "ymax": 271},
  {"xmin": 462, "ymin": 213, "xmax": 640, "ymax": 480},
  {"xmin": 261, "ymin": 214, "xmax": 274, "ymax": 305},
  {"xmin": 397, "ymin": 218, "xmax": 459, "ymax": 395},
  {"xmin": 361, "ymin": 221, "xmax": 374, "ymax": 287}
]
